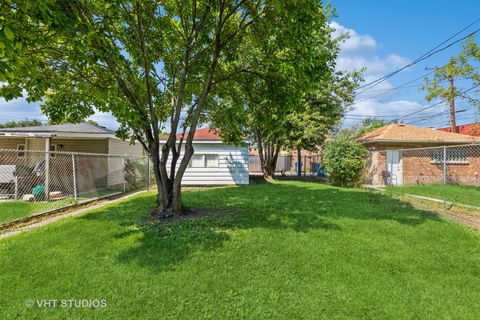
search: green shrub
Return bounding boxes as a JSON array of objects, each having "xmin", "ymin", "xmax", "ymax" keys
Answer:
[{"xmin": 322, "ymin": 136, "xmax": 368, "ymax": 186}]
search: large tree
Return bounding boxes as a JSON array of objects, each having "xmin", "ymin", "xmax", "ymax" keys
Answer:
[
  {"xmin": 210, "ymin": 5, "xmax": 360, "ymax": 178},
  {"xmin": 1, "ymin": 0, "xmax": 273, "ymax": 214}
]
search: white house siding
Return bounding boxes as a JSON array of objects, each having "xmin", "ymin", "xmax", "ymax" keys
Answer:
[{"xmin": 163, "ymin": 143, "xmax": 249, "ymax": 185}]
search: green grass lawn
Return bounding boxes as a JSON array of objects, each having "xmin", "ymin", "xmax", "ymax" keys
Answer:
[
  {"xmin": 0, "ymin": 198, "xmax": 76, "ymax": 224},
  {"xmin": 386, "ymin": 184, "xmax": 480, "ymax": 207},
  {"xmin": 1, "ymin": 181, "xmax": 480, "ymax": 319},
  {"xmin": 0, "ymin": 189, "xmax": 123, "ymax": 225}
]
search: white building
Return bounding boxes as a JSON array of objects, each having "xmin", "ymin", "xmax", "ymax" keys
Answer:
[{"xmin": 161, "ymin": 128, "xmax": 249, "ymax": 185}]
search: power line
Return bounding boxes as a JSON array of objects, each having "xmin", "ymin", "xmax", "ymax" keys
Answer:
[
  {"xmin": 346, "ymin": 99, "xmax": 472, "ymax": 120},
  {"xmin": 355, "ymin": 72, "xmax": 446, "ymax": 101},
  {"xmin": 404, "ymin": 100, "xmax": 479, "ymax": 125},
  {"xmin": 392, "ymin": 83, "xmax": 480, "ymax": 122},
  {"xmin": 406, "ymin": 108, "xmax": 467, "ymax": 125},
  {"xmin": 355, "ymin": 17, "xmax": 480, "ymax": 94},
  {"xmin": 357, "ymin": 29, "xmax": 480, "ymax": 95},
  {"xmin": 355, "ymin": 71, "xmax": 437, "ymax": 96}
]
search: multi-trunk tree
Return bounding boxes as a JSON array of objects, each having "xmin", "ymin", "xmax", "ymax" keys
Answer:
[{"xmin": 0, "ymin": 0, "xmax": 273, "ymax": 214}]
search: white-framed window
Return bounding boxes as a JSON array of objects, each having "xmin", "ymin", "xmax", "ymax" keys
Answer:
[
  {"xmin": 50, "ymin": 144, "xmax": 57, "ymax": 157},
  {"xmin": 205, "ymin": 154, "xmax": 219, "ymax": 167},
  {"xmin": 190, "ymin": 154, "xmax": 206, "ymax": 168},
  {"xmin": 431, "ymin": 148, "xmax": 469, "ymax": 164},
  {"xmin": 17, "ymin": 144, "xmax": 26, "ymax": 158},
  {"xmin": 189, "ymin": 154, "xmax": 220, "ymax": 168}
]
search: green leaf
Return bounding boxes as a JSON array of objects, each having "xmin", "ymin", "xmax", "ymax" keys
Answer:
[{"xmin": 3, "ymin": 27, "xmax": 14, "ymax": 41}]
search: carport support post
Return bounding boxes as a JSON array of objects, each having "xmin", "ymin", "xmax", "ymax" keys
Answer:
[
  {"xmin": 72, "ymin": 153, "xmax": 78, "ymax": 204},
  {"xmin": 122, "ymin": 155, "xmax": 126, "ymax": 193},
  {"xmin": 44, "ymin": 137, "xmax": 50, "ymax": 201},
  {"xmin": 443, "ymin": 146, "xmax": 447, "ymax": 184}
]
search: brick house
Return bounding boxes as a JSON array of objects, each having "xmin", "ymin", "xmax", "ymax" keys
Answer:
[
  {"xmin": 437, "ymin": 123, "xmax": 480, "ymax": 136},
  {"xmin": 357, "ymin": 124, "xmax": 480, "ymax": 186}
]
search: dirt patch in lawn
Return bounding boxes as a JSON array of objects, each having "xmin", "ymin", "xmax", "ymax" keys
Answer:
[
  {"xmin": 145, "ymin": 208, "xmax": 219, "ymax": 225},
  {"xmin": 396, "ymin": 195, "xmax": 480, "ymax": 232}
]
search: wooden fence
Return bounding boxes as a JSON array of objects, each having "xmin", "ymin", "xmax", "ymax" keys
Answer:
[{"xmin": 248, "ymin": 156, "xmax": 292, "ymax": 173}]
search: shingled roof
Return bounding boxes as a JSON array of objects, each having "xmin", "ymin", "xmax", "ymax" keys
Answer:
[
  {"xmin": 160, "ymin": 128, "xmax": 222, "ymax": 141},
  {"xmin": 0, "ymin": 123, "xmax": 114, "ymax": 134},
  {"xmin": 437, "ymin": 123, "xmax": 480, "ymax": 136},
  {"xmin": 358, "ymin": 124, "xmax": 480, "ymax": 144}
]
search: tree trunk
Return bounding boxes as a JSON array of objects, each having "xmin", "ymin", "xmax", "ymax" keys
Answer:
[
  {"xmin": 148, "ymin": 141, "xmax": 195, "ymax": 216},
  {"xmin": 255, "ymin": 131, "xmax": 278, "ymax": 180},
  {"xmin": 297, "ymin": 147, "xmax": 302, "ymax": 177}
]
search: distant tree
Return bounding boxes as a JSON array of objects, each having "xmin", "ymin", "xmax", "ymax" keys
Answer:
[
  {"xmin": 356, "ymin": 117, "xmax": 390, "ymax": 137},
  {"xmin": 335, "ymin": 117, "xmax": 391, "ymax": 139},
  {"xmin": 421, "ymin": 54, "xmax": 474, "ymax": 133},
  {"xmin": 86, "ymin": 120, "xmax": 99, "ymax": 126},
  {"xmin": 461, "ymin": 37, "xmax": 480, "ymax": 107},
  {"xmin": 0, "ymin": 119, "xmax": 43, "ymax": 128},
  {"xmin": 209, "ymin": 3, "xmax": 361, "ymax": 179},
  {"xmin": 286, "ymin": 76, "xmax": 360, "ymax": 177}
]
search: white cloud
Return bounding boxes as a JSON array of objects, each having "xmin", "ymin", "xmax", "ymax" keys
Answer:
[
  {"xmin": 0, "ymin": 97, "xmax": 46, "ymax": 122},
  {"xmin": 332, "ymin": 22, "xmax": 411, "ymax": 79},
  {"xmin": 330, "ymin": 22, "xmax": 429, "ymax": 127},
  {"xmin": 343, "ymin": 99, "xmax": 448, "ymax": 127},
  {"xmin": 350, "ymin": 99, "xmax": 423, "ymax": 117},
  {"xmin": 0, "ymin": 96, "xmax": 120, "ymax": 130},
  {"xmin": 331, "ymin": 21, "xmax": 377, "ymax": 54},
  {"xmin": 89, "ymin": 111, "xmax": 120, "ymax": 130}
]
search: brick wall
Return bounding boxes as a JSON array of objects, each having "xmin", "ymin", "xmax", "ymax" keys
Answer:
[{"xmin": 366, "ymin": 143, "xmax": 480, "ymax": 186}]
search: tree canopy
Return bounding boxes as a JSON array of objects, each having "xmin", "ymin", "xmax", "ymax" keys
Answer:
[
  {"xmin": 0, "ymin": 119, "xmax": 43, "ymax": 128},
  {"xmin": 209, "ymin": 3, "xmax": 361, "ymax": 177}
]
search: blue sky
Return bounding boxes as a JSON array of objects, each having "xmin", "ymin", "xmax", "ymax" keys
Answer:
[
  {"xmin": 333, "ymin": 0, "xmax": 480, "ymax": 128},
  {"xmin": 1, "ymin": 0, "xmax": 480, "ymax": 130}
]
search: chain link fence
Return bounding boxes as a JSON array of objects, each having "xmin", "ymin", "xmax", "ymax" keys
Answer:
[
  {"xmin": 0, "ymin": 149, "xmax": 153, "ymax": 225},
  {"xmin": 366, "ymin": 144, "xmax": 480, "ymax": 187}
]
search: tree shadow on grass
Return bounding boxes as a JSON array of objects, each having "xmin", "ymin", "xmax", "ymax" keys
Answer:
[{"xmin": 81, "ymin": 181, "xmax": 442, "ymax": 271}]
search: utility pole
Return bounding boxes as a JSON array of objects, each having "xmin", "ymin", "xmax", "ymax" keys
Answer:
[
  {"xmin": 425, "ymin": 65, "xmax": 458, "ymax": 133},
  {"xmin": 447, "ymin": 75, "xmax": 457, "ymax": 133}
]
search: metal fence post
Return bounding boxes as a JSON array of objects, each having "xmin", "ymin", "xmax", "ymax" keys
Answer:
[
  {"xmin": 146, "ymin": 156, "xmax": 151, "ymax": 191},
  {"xmin": 399, "ymin": 149, "xmax": 403, "ymax": 185},
  {"xmin": 443, "ymin": 146, "xmax": 447, "ymax": 184},
  {"xmin": 72, "ymin": 153, "xmax": 78, "ymax": 204},
  {"xmin": 44, "ymin": 138, "xmax": 50, "ymax": 201}
]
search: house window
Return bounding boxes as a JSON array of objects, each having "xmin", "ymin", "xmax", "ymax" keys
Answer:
[
  {"xmin": 431, "ymin": 148, "xmax": 468, "ymax": 164},
  {"xmin": 17, "ymin": 144, "xmax": 26, "ymax": 158},
  {"xmin": 189, "ymin": 154, "xmax": 220, "ymax": 168},
  {"xmin": 205, "ymin": 154, "xmax": 219, "ymax": 167},
  {"xmin": 190, "ymin": 154, "xmax": 205, "ymax": 168}
]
